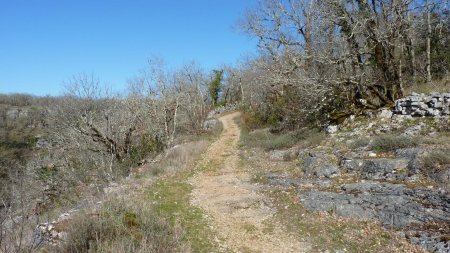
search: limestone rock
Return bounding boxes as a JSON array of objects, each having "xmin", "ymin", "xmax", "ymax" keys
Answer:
[
  {"xmin": 301, "ymin": 151, "xmax": 338, "ymax": 177},
  {"xmin": 394, "ymin": 92, "xmax": 450, "ymax": 118},
  {"xmin": 340, "ymin": 159, "xmax": 364, "ymax": 172},
  {"xmin": 378, "ymin": 109, "xmax": 393, "ymax": 119},
  {"xmin": 269, "ymin": 149, "xmax": 298, "ymax": 161},
  {"xmin": 315, "ymin": 165, "xmax": 340, "ymax": 178},
  {"xmin": 326, "ymin": 125, "xmax": 338, "ymax": 134},
  {"xmin": 299, "ymin": 181, "xmax": 450, "ymax": 226},
  {"xmin": 361, "ymin": 158, "xmax": 410, "ymax": 180},
  {"xmin": 203, "ymin": 118, "xmax": 219, "ymax": 131},
  {"xmin": 402, "ymin": 123, "xmax": 426, "ymax": 136}
]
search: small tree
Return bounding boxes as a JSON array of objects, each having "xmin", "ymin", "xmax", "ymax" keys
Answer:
[{"xmin": 208, "ymin": 70, "xmax": 223, "ymax": 106}]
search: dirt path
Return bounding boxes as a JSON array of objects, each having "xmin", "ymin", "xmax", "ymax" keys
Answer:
[{"xmin": 190, "ymin": 112, "xmax": 309, "ymax": 253}]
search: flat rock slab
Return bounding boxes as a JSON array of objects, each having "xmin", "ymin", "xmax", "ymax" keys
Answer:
[
  {"xmin": 361, "ymin": 158, "xmax": 410, "ymax": 179},
  {"xmin": 300, "ymin": 181, "xmax": 450, "ymax": 227}
]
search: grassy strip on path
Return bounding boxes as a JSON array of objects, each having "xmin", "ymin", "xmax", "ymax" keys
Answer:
[
  {"xmin": 147, "ymin": 173, "xmax": 216, "ymax": 252},
  {"xmin": 146, "ymin": 143, "xmax": 227, "ymax": 252}
]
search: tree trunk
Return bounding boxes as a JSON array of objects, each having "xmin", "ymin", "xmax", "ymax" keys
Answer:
[
  {"xmin": 407, "ymin": 12, "xmax": 417, "ymax": 85},
  {"xmin": 239, "ymin": 77, "xmax": 244, "ymax": 105},
  {"xmin": 169, "ymin": 97, "xmax": 179, "ymax": 146},
  {"xmin": 304, "ymin": 11, "xmax": 312, "ymax": 56},
  {"xmin": 426, "ymin": 0, "xmax": 432, "ymax": 83},
  {"xmin": 399, "ymin": 38, "xmax": 404, "ymax": 94}
]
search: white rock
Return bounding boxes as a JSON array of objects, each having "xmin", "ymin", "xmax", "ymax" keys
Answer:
[
  {"xmin": 379, "ymin": 109, "xmax": 393, "ymax": 119},
  {"xmin": 368, "ymin": 152, "xmax": 377, "ymax": 157},
  {"xmin": 349, "ymin": 115, "xmax": 356, "ymax": 122},
  {"xmin": 326, "ymin": 125, "xmax": 338, "ymax": 134}
]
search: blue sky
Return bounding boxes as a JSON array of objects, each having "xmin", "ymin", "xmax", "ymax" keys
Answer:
[{"xmin": 0, "ymin": 0, "xmax": 257, "ymax": 96}]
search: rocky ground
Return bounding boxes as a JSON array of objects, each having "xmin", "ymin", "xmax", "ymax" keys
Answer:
[
  {"xmin": 30, "ymin": 103, "xmax": 450, "ymax": 252},
  {"xmin": 247, "ymin": 108, "xmax": 450, "ymax": 252}
]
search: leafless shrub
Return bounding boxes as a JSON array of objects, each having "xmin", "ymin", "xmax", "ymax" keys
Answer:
[
  {"xmin": 420, "ymin": 150, "xmax": 450, "ymax": 182},
  {"xmin": 370, "ymin": 135, "xmax": 421, "ymax": 152},
  {"xmin": 57, "ymin": 199, "xmax": 189, "ymax": 253}
]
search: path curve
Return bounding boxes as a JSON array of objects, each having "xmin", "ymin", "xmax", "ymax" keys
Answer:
[{"xmin": 190, "ymin": 112, "xmax": 309, "ymax": 253}]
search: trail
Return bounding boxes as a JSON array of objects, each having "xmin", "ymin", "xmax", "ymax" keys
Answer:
[{"xmin": 190, "ymin": 112, "xmax": 309, "ymax": 253}]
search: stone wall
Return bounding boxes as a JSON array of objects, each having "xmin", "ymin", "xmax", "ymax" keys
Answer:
[
  {"xmin": 202, "ymin": 104, "xmax": 239, "ymax": 130},
  {"xmin": 394, "ymin": 92, "xmax": 450, "ymax": 117}
]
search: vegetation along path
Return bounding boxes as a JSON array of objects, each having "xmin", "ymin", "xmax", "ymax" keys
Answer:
[{"xmin": 189, "ymin": 112, "xmax": 310, "ymax": 252}]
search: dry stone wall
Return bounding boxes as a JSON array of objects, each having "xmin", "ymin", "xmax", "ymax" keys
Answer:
[{"xmin": 394, "ymin": 92, "xmax": 450, "ymax": 117}]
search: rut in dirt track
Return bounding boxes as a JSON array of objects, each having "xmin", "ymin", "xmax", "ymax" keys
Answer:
[{"xmin": 189, "ymin": 112, "xmax": 310, "ymax": 253}]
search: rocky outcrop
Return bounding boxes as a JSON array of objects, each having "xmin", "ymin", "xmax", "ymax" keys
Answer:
[
  {"xmin": 203, "ymin": 118, "xmax": 219, "ymax": 131},
  {"xmin": 34, "ymin": 210, "xmax": 78, "ymax": 245},
  {"xmin": 300, "ymin": 150, "xmax": 339, "ymax": 178},
  {"xmin": 271, "ymin": 134, "xmax": 448, "ymax": 251},
  {"xmin": 300, "ymin": 181, "xmax": 450, "ymax": 252},
  {"xmin": 395, "ymin": 148, "xmax": 428, "ymax": 173},
  {"xmin": 360, "ymin": 158, "xmax": 410, "ymax": 180},
  {"xmin": 268, "ymin": 149, "xmax": 298, "ymax": 161},
  {"xmin": 258, "ymin": 92, "xmax": 450, "ymax": 251},
  {"xmin": 300, "ymin": 148, "xmax": 425, "ymax": 181},
  {"xmin": 394, "ymin": 92, "xmax": 450, "ymax": 118},
  {"xmin": 301, "ymin": 181, "xmax": 450, "ymax": 226},
  {"xmin": 268, "ymin": 176, "xmax": 332, "ymax": 188}
]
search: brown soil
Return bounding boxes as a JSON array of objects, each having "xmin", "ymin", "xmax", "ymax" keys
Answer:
[{"xmin": 190, "ymin": 112, "xmax": 310, "ymax": 253}]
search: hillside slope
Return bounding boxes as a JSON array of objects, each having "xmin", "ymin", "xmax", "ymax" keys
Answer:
[{"xmin": 29, "ymin": 110, "xmax": 448, "ymax": 253}]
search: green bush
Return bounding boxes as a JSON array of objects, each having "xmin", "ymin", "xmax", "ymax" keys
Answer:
[{"xmin": 370, "ymin": 135, "xmax": 420, "ymax": 152}]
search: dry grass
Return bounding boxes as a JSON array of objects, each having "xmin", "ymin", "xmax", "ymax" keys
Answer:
[
  {"xmin": 240, "ymin": 146, "xmax": 426, "ymax": 252},
  {"xmin": 33, "ymin": 137, "xmax": 213, "ymax": 253},
  {"xmin": 237, "ymin": 115, "xmax": 325, "ymax": 151},
  {"xmin": 264, "ymin": 187, "xmax": 425, "ymax": 253},
  {"xmin": 349, "ymin": 137, "xmax": 371, "ymax": 150},
  {"xmin": 404, "ymin": 76, "xmax": 450, "ymax": 95},
  {"xmin": 241, "ymin": 129, "xmax": 302, "ymax": 150},
  {"xmin": 173, "ymin": 119, "xmax": 223, "ymax": 145},
  {"xmin": 420, "ymin": 150, "xmax": 450, "ymax": 183},
  {"xmin": 144, "ymin": 141, "xmax": 221, "ymax": 252},
  {"xmin": 370, "ymin": 135, "xmax": 421, "ymax": 152},
  {"xmin": 44, "ymin": 139, "xmax": 213, "ymax": 253},
  {"xmin": 58, "ymin": 198, "xmax": 189, "ymax": 253},
  {"xmin": 141, "ymin": 140, "xmax": 209, "ymax": 176},
  {"xmin": 422, "ymin": 150, "xmax": 450, "ymax": 169}
]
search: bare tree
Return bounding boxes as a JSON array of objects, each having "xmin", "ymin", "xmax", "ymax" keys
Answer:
[
  {"xmin": 427, "ymin": 0, "xmax": 433, "ymax": 83},
  {"xmin": 128, "ymin": 58, "xmax": 210, "ymax": 144},
  {"xmin": 237, "ymin": 0, "xmax": 447, "ymax": 127},
  {"xmin": 176, "ymin": 62, "xmax": 209, "ymax": 133},
  {"xmin": 59, "ymin": 74, "xmax": 138, "ymax": 162}
]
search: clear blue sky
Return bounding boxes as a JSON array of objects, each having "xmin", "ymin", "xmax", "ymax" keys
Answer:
[{"xmin": 0, "ymin": 0, "xmax": 257, "ymax": 96}]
